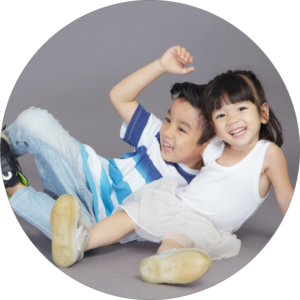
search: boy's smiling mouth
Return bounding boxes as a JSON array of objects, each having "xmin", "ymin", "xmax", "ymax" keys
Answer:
[
  {"xmin": 229, "ymin": 127, "xmax": 247, "ymax": 137},
  {"xmin": 162, "ymin": 141, "xmax": 174, "ymax": 152}
]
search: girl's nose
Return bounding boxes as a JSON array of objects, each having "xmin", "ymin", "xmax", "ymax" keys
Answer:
[{"xmin": 227, "ymin": 114, "xmax": 239, "ymax": 125}]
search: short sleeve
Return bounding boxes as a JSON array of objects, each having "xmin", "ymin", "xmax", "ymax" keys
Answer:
[{"xmin": 120, "ymin": 104, "xmax": 162, "ymax": 148}]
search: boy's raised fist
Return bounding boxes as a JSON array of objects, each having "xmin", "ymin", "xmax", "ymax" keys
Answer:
[{"xmin": 158, "ymin": 46, "xmax": 195, "ymax": 75}]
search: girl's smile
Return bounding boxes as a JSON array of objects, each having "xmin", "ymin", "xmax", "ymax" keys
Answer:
[{"xmin": 229, "ymin": 127, "xmax": 247, "ymax": 138}]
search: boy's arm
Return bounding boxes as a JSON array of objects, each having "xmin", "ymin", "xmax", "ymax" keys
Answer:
[
  {"xmin": 109, "ymin": 46, "xmax": 194, "ymax": 125},
  {"xmin": 265, "ymin": 144, "xmax": 294, "ymax": 217}
]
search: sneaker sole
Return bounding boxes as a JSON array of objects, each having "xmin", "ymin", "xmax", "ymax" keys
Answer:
[
  {"xmin": 50, "ymin": 194, "xmax": 79, "ymax": 268},
  {"xmin": 1, "ymin": 133, "xmax": 12, "ymax": 146},
  {"xmin": 139, "ymin": 248, "xmax": 211, "ymax": 284}
]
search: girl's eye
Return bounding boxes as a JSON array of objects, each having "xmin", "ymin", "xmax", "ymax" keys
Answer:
[
  {"xmin": 178, "ymin": 127, "xmax": 185, "ymax": 133},
  {"xmin": 164, "ymin": 117, "xmax": 170, "ymax": 123},
  {"xmin": 238, "ymin": 107, "xmax": 247, "ymax": 112},
  {"xmin": 216, "ymin": 114, "xmax": 225, "ymax": 119}
]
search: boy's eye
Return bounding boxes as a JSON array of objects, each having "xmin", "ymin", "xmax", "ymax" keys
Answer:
[
  {"xmin": 164, "ymin": 117, "xmax": 170, "ymax": 123},
  {"xmin": 238, "ymin": 107, "xmax": 247, "ymax": 112},
  {"xmin": 178, "ymin": 127, "xmax": 185, "ymax": 133}
]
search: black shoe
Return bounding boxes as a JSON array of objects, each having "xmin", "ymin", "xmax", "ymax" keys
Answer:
[{"xmin": 1, "ymin": 131, "xmax": 28, "ymax": 189}]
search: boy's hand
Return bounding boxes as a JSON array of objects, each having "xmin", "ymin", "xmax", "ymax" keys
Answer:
[
  {"xmin": 158, "ymin": 46, "xmax": 195, "ymax": 75},
  {"xmin": 110, "ymin": 45, "xmax": 194, "ymax": 125}
]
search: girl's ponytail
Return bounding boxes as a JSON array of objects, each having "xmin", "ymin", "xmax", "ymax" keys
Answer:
[{"xmin": 260, "ymin": 108, "xmax": 283, "ymax": 147}]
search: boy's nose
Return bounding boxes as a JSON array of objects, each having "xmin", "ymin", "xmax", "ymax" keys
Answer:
[{"xmin": 163, "ymin": 125, "xmax": 174, "ymax": 138}]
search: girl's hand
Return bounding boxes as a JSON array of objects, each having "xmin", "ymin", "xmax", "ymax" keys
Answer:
[{"xmin": 158, "ymin": 46, "xmax": 195, "ymax": 75}]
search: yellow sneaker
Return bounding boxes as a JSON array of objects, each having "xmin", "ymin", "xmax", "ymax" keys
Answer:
[
  {"xmin": 139, "ymin": 248, "xmax": 211, "ymax": 284},
  {"xmin": 50, "ymin": 194, "xmax": 89, "ymax": 268}
]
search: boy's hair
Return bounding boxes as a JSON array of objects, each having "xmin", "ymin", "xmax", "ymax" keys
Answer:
[
  {"xmin": 202, "ymin": 70, "xmax": 283, "ymax": 147},
  {"xmin": 170, "ymin": 82, "xmax": 215, "ymax": 145}
]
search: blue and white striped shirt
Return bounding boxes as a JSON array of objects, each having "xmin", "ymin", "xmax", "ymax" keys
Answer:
[{"xmin": 79, "ymin": 104, "xmax": 200, "ymax": 222}]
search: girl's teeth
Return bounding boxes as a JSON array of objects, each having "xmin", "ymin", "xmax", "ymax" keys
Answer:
[{"xmin": 230, "ymin": 128, "xmax": 246, "ymax": 136}]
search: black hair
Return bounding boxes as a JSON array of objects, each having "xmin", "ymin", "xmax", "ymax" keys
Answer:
[
  {"xmin": 170, "ymin": 82, "xmax": 215, "ymax": 145},
  {"xmin": 202, "ymin": 70, "xmax": 283, "ymax": 147}
]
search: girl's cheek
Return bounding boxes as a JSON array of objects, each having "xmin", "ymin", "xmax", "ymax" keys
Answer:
[{"xmin": 212, "ymin": 122, "xmax": 218, "ymax": 133}]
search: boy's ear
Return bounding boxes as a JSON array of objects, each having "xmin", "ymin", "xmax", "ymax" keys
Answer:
[{"xmin": 260, "ymin": 103, "xmax": 269, "ymax": 124}]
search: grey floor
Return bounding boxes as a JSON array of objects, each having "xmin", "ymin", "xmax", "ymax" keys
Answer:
[{"xmin": 13, "ymin": 168, "xmax": 285, "ymax": 299}]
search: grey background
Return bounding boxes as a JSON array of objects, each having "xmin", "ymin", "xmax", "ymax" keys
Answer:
[{"xmin": 2, "ymin": 1, "xmax": 299, "ymax": 299}]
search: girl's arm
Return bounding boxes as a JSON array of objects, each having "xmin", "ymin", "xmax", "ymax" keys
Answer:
[
  {"xmin": 265, "ymin": 144, "xmax": 294, "ymax": 217},
  {"xmin": 109, "ymin": 46, "xmax": 195, "ymax": 125}
]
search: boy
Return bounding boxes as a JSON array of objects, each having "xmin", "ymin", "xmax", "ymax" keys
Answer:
[{"xmin": 2, "ymin": 47, "xmax": 214, "ymax": 278}]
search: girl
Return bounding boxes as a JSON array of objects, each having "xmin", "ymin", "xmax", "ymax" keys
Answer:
[{"xmin": 50, "ymin": 70, "xmax": 293, "ymax": 285}]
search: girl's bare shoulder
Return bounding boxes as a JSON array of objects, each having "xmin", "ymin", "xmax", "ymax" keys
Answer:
[
  {"xmin": 265, "ymin": 143, "xmax": 284, "ymax": 158},
  {"xmin": 264, "ymin": 143, "xmax": 286, "ymax": 171}
]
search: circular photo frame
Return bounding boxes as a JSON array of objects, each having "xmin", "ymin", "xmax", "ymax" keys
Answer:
[{"xmin": 1, "ymin": 1, "xmax": 299, "ymax": 299}]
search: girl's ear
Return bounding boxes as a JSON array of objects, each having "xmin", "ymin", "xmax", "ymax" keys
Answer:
[{"xmin": 260, "ymin": 103, "xmax": 269, "ymax": 124}]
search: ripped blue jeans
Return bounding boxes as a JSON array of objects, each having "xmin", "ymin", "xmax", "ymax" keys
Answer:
[{"xmin": 4, "ymin": 107, "xmax": 97, "ymax": 239}]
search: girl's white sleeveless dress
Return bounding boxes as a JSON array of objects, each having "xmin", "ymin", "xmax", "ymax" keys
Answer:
[{"xmin": 112, "ymin": 138, "xmax": 271, "ymax": 260}]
